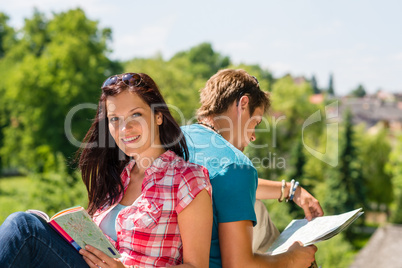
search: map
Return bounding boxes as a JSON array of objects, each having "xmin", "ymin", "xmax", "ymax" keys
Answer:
[{"xmin": 53, "ymin": 208, "xmax": 121, "ymax": 259}]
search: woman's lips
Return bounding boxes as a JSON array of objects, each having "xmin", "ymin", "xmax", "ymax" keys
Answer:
[{"xmin": 121, "ymin": 135, "xmax": 140, "ymax": 144}]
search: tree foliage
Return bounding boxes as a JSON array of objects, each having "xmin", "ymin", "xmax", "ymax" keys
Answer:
[
  {"xmin": 386, "ymin": 134, "xmax": 402, "ymax": 223},
  {"xmin": 358, "ymin": 126, "xmax": 393, "ymax": 207},
  {"xmin": 0, "ymin": 9, "xmax": 121, "ymax": 173},
  {"xmin": 328, "ymin": 73, "xmax": 335, "ymax": 95},
  {"xmin": 171, "ymin": 42, "xmax": 230, "ymax": 80},
  {"xmin": 323, "ymin": 110, "xmax": 367, "ymax": 216},
  {"xmin": 350, "ymin": 84, "xmax": 367, "ymax": 97},
  {"xmin": 311, "ymin": 75, "xmax": 320, "ymax": 94},
  {"xmin": 0, "ymin": 13, "xmax": 16, "ymax": 58}
]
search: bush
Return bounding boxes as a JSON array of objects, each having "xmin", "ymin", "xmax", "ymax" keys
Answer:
[
  {"xmin": 27, "ymin": 153, "xmax": 87, "ymax": 216},
  {"xmin": 0, "ymin": 153, "xmax": 87, "ymax": 224}
]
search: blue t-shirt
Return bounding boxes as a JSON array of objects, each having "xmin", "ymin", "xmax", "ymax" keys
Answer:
[{"xmin": 181, "ymin": 124, "xmax": 258, "ymax": 268}]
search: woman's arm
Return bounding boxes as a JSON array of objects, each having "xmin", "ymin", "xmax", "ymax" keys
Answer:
[{"xmin": 174, "ymin": 189, "xmax": 213, "ymax": 268}]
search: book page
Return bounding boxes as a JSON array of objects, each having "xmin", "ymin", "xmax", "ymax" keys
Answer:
[
  {"xmin": 26, "ymin": 209, "xmax": 50, "ymax": 221},
  {"xmin": 53, "ymin": 207, "xmax": 121, "ymax": 258},
  {"xmin": 267, "ymin": 208, "xmax": 362, "ymax": 255},
  {"xmin": 51, "ymin": 206, "xmax": 82, "ymax": 220}
]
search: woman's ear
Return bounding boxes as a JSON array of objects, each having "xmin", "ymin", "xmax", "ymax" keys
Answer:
[{"xmin": 156, "ymin": 112, "xmax": 163, "ymax": 125}]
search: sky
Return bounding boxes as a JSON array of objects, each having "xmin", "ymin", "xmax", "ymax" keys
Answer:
[{"xmin": 1, "ymin": 0, "xmax": 402, "ymax": 96}]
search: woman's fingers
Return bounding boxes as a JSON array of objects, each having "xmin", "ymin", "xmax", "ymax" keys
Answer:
[{"xmin": 80, "ymin": 245, "xmax": 109, "ymax": 268}]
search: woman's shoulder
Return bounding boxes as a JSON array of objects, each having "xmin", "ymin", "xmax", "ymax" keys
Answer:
[
  {"xmin": 173, "ymin": 154, "xmax": 207, "ymax": 173},
  {"xmin": 166, "ymin": 152, "xmax": 209, "ymax": 180}
]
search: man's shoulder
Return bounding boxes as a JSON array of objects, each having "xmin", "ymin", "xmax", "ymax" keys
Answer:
[{"xmin": 181, "ymin": 124, "xmax": 254, "ymax": 176}]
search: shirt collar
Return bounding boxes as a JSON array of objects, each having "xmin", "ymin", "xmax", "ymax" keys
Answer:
[
  {"xmin": 122, "ymin": 150, "xmax": 177, "ymax": 184},
  {"xmin": 144, "ymin": 150, "xmax": 177, "ymax": 176}
]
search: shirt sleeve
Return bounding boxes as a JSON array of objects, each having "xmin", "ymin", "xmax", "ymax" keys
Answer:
[
  {"xmin": 211, "ymin": 164, "xmax": 258, "ymax": 226},
  {"xmin": 175, "ymin": 164, "xmax": 212, "ymax": 214}
]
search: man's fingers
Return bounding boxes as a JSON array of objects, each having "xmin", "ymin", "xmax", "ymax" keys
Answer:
[
  {"xmin": 296, "ymin": 241, "xmax": 304, "ymax": 246},
  {"xmin": 303, "ymin": 206, "xmax": 313, "ymax": 221},
  {"xmin": 307, "ymin": 244, "xmax": 318, "ymax": 252}
]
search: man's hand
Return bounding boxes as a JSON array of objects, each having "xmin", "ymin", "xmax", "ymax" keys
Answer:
[
  {"xmin": 293, "ymin": 187, "xmax": 324, "ymax": 221},
  {"xmin": 256, "ymin": 179, "xmax": 324, "ymax": 221},
  {"xmin": 285, "ymin": 241, "xmax": 317, "ymax": 268}
]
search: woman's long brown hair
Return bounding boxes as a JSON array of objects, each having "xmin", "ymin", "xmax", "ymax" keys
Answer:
[{"xmin": 77, "ymin": 73, "xmax": 189, "ymax": 215}]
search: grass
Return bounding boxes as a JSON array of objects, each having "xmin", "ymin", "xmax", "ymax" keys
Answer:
[
  {"xmin": 0, "ymin": 176, "xmax": 35, "ymax": 224},
  {"xmin": 0, "ymin": 174, "xmax": 88, "ymax": 224}
]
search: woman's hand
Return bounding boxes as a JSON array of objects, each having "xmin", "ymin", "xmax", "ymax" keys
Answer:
[{"xmin": 79, "ymin": 245, "xmax": 126, "ymax": 268}]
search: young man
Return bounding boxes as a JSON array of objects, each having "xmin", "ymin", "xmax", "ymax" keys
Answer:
[{"xmin": 181, "ymin": 69, "xmax": 324, "ymax": 268}]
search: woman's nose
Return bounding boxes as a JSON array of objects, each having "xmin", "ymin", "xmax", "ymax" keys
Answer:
[{"xmin": 120, "ymin": 119, "xmax": 134, "ymax": 132}]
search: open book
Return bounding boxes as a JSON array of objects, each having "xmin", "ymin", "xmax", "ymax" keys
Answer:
[
  {"xmin": 266, "ymin": 208, "xmax": 364, "ymax": 255},
  {"xmin": 27, "ymin": 206, "xmax": 121, "ymax": 258}
]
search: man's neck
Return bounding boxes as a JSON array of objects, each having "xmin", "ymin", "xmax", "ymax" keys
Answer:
[{"xmin": 201, "ymin": 111, "xmax": 236, "ymax": 147}]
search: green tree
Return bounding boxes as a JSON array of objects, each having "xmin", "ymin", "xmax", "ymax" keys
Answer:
[
  {"xmin": 170, "ymin": 42, "xmax": 230, "ymax": 79},
  {"xmin": 28, "ymin": 153, "xmax": 87, "ymax": 215},
  {"xmin": 22, "ymin": 9, "xmax": 50, "ymax": 57},
  {"xmin": 386, "ymin": 135, "xmax": 402, "ymax": 223},
  {"xmin": 328, "ymin": 73, "xmax": 335, "ymax": 96},
  {"xmin": 311, "ymin": 75, "xmax": 320, "ymax": 94},
  {"xmin": 0, "ymin": 8, "xmax": 120, "ymax": 173},
  {"xmin": 350, "ymin": 84, "xmax": 366, "ymax": 97},
  {"xmin": 0, "ymin": 12, "xmax": 16, "ymax": 173},
  {"xmin": 359, "ymin": 126, "xmax": 393, "ymax": 209},
  {"xmin": 287, "ymin": 136, "xmax": 308, "ymax": 218},
  {"xmin": 322, "ymin": 110, "xmax": 366, "ymax": 241},
  {"xmin": 0, "ymin": 13, "xmax": 16, "ymax": 58},
  {"xmin": 288, "ymin": 137, "xmax": 307, "ymax": 180}
]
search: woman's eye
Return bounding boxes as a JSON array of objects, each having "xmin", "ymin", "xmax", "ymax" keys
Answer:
[
  {"xmin": 109, "ymin": 117, "xmax": 120, "ymax": 123},
  {"xmin": 131, "ymin": 113, "xmax": 141, "ymax": 118}
]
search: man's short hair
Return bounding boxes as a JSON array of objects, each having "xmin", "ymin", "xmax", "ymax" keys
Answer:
[{"xmin": 197, "ymin": 69, "xmax": 271, "ymax": 119}]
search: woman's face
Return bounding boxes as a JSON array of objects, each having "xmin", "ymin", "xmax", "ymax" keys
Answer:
[{"xmin": 106, "ymin": 90, "xmax": 163, "ymax": 158}]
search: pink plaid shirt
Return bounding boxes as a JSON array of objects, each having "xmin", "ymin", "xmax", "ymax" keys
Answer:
[{"xmin": 92, "ymin": 150, "xmax": 212, "ymax": 267}]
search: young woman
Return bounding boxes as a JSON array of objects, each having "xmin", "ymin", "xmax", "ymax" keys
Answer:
[{"xmin": 0, "ymin": 73, "xmax": 213, "ymax": 268}]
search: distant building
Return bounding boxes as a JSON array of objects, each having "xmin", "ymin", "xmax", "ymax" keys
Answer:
[
  {"xmin": 339, "ymin": 91, "xmax": 402, "ymax": 132},
  {"xmin": 350, "ymin": 225, "xmax": 402, "ymax": 268},
  {"xmin": 293, "ymin": 76, "xmax": 307, "ymax": 85},
  {"xmin": 309, "ymin": 94, "xmax": 324, "ymax": 104}
]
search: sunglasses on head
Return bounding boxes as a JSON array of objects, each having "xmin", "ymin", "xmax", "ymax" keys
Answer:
[
  {"xmin": 102, "ymin": 73, "xmax": 143, "ymax": 88},
  {"xmin": 251, "ymin": 75, "xmax": 259, "ymax": 86}
]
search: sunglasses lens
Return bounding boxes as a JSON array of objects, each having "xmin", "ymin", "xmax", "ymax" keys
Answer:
[
  {"xmin": 102, "ymin": 76, "xmax": 118, "ymax": 87},
  {"xmin": 102, "ymin": 73, "xmax": 142, "ymax": 88},
  {"xmin": 122, "ymin": 73, "xmax": 142, "ymax": 87}
]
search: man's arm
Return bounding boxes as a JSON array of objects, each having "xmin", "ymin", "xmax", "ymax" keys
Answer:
[
  {"xmin": 218, "ymin": 220, "xmax": 317, "ymax": 268},
  {"xmin": 256, "ymin": 179, "xmax": 324, "ymax": 220}
]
